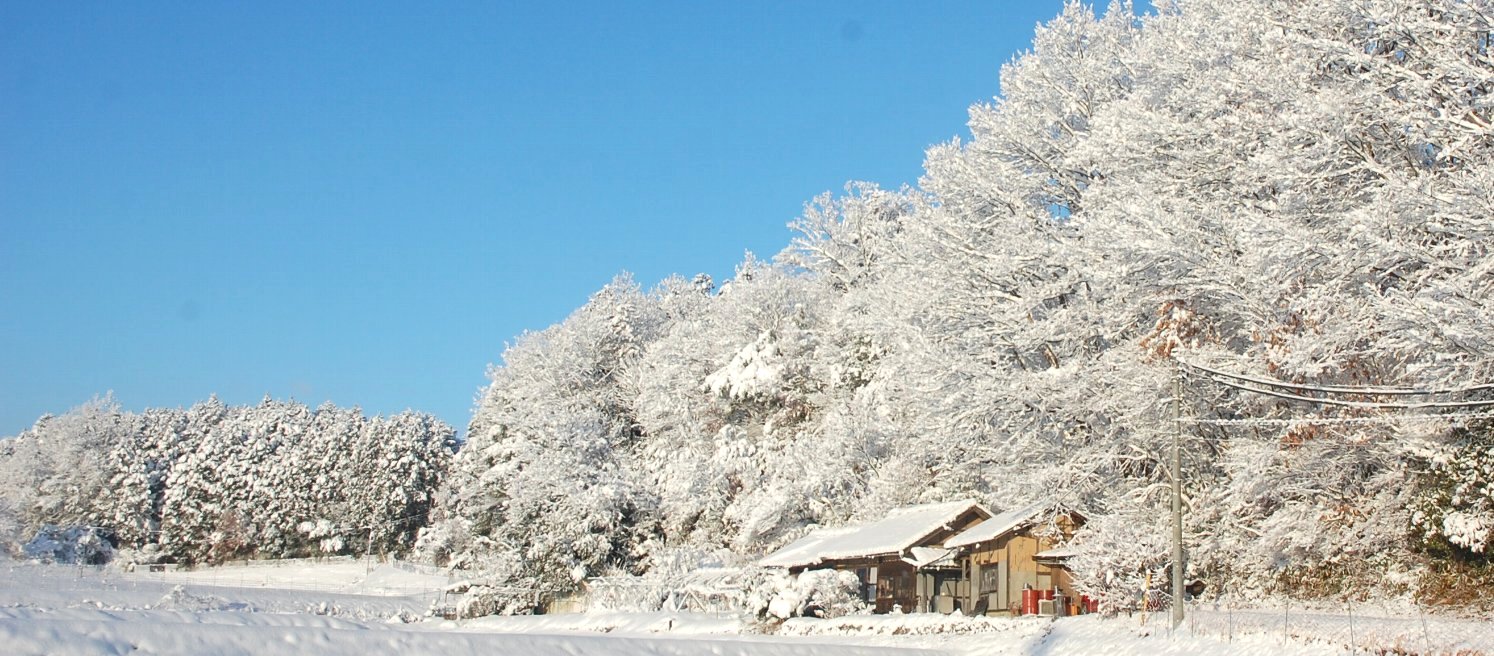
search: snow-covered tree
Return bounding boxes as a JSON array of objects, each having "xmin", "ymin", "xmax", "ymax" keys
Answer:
[
  {"xmin": 424, "ymin": 275, "xmax": 664, "ymax": 602},
  {"xmin": 429, "ymin": 0, "xmax": 1493, "ymax": 608},
  {"xmin": 1, "ymin": 396, "xmax": 454, "ymax": 564}
]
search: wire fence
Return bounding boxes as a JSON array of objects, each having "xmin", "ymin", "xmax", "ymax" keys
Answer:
[
  {"xmin": 13, "ymin": 559, "xmax": 453, "ymax": 600},
  {"xmin": 1165, "ymin": 597, "xmax": 1494, "ymax": 655},
  {"xmin": 3, "ymin": 561, "xmax": 451, "ymax": 625},
  {"xmin": 584, "ymin": 575, "xmax": 746, "ymax": 614}
]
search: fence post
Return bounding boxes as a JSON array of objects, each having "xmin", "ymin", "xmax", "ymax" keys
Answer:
[
  {"xmin": 1188, "ymin": 597, "xmax": 1196, "ymax": 637},
  {"xmin": 1347, "ymin": 596, "xmax": 1356, "ymax": 652},
  {"xmin": 1282, "ymin": 597, "xmax": 1289, "ymax": 645},
  {"xmin": 1419, "ymin": 605, "xmax": 1432, "ymax": 655}
]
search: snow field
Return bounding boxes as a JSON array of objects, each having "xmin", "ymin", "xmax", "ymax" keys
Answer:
[
  {"xmin": 0, "ymin": 562, "xmax": 944, "ymax": 656},
  {"xmin": 4, "ymin": 561, "xmax": 1493, "ymax": 656},
  {"xmin": 0, "ymin": 610, "xmax": 945, "ymax": 656}
]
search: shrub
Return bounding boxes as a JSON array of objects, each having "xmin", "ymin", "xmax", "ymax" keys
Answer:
[{"xmin": 22, "ymin": 525, "xmax": 115, "ymax": 565}]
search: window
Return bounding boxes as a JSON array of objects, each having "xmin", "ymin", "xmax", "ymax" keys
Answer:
[{"xmin": 855, "ymin": 566, "xmax": 878, "ymax": 602}]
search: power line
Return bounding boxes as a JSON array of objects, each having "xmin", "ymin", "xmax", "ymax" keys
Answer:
[
  {"xmin": 1177, "ymin": 358, "xmax": 1494, "ymax": 398},
  {"xmin": 1165, "ymin": 356, "xmax": 1494, "ymax": 630},
  {"xmin": 1190, "ymin": 377, "xmax": 1494, "ymax": 410},
  {"xmin": 1175, "ymin": 357, "xmax": 1494, "ymax": 424},
  {"xmin": 1181, "ymin": 411, "xmax": 1494, "ymax": 427}
]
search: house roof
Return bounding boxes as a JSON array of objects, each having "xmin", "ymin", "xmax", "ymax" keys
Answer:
[
  {"xmin": 758, "ymin": 526, "xmax": 858, "ymax": 569},
  {"xmin": 759, "ymin": 499, "xmax": 991, "ymax": 569},
  {"xmin": 942, "ymin": 502, "xmax": 1048, "ymax": 549},
  {"xmin": 1033, "ymin": 547, "xmax": 1078, "ymax": 561},
  {"xmin": 904, "ymin": 546, "xmax": 957, "ymax": 569}
]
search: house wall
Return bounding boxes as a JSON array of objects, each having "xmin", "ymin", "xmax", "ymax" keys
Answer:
[
  {"xmin": 873, "ymin": 559, "xmax": 916, "ymax": 613},
  {"xmin": 963, "ymin": 514, "xmax": 1083, "ymax": 615},
  {"xmin": 968, "ymin": 533, "xmax": 1044, "ymax": 613},
  {"xmin": 800, "ymin": 507, "xmax": 993, "ymax": 615},
  {"xmin": 917, "ymin": 568, "xmax": 967, "ymax": 613},
  {"xmin": 801, "ymin": 557, "xmax": 918, "ymax": 614},
  {"xmin": 1045, "ymin": 563, "xmax": 1075, "ymax": 609}
]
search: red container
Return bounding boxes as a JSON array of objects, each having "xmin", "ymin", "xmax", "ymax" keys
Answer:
[
  {"xmin": 1042, "ymin": 588, "xmax": 1055, "ymax": 601},
  {"xmin": 1021, "ymin": 588, "xmax": 1039, "ymax": 615}
]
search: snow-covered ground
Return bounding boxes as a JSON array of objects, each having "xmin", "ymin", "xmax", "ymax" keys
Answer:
[{"xmin": 2, "ymin": 559, "xmax": 1490, "ymax": 655}]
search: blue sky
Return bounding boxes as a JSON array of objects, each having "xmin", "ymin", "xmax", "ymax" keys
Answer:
[{"xmin": 1, "ymin": 1, "xmax": 1065, "ymax": 437}]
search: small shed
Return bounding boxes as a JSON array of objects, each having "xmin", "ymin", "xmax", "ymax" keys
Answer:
[
  {"xmin": 759, "ymin": 499, "xmax": 991, "ymax": 613},
  {"xmin": 943, "ymin": 504, "xmax": 1085, "ymax": 615}
]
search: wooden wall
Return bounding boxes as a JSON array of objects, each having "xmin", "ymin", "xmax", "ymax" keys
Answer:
[
  {"xmin": 964, "ymin": 513, "xmax": 1082, "ymax": 615},
  {"xmin": 873, "ymin": 560, "xmax": 916, "ymax": 613}
]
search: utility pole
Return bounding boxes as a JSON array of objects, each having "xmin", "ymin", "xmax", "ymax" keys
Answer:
[{"xmin": 1171, "ymin": 361, "xmax": 1186, "ymax": 629}]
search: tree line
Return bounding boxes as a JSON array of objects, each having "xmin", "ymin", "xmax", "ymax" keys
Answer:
[
  {"xmin": 1, "ymin": 0, "xmax": 1488, "ymax": 608},
  {"xmin": 0, "ymin": 395, "xmax": 456, "ymax": 564}
]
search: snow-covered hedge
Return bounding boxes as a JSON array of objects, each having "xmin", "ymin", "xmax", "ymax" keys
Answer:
[
  {"xmin": 1411, "ymin": 429, "xmax": 1494, "ymax": 558},
  {"xmin": 439, "ymin": 581, "xmax": 539, "ymax": 618},
  {"xmin": 23, "ymin": 525, "xmax": 115, "ymax": 565},
  {"xmin": 1066, "ymin": 506, "xmax": 1170, "ymax": 611},
  {"xmin": 744, "ymin": 569, "xmax": 866, "ymax": 620}
]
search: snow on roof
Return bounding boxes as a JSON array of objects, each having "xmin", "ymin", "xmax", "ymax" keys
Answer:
[
  {"xmin": 942, "ymin": 502, "xmax": 1047, "ymax": 549},
  {"xmin": 903, "ymin": 546, "xmax": 956, "ymax": 569},
  {"xmin": 1034, "ymin": 547, "xmax": 1078, "ymax": 560},
  {"xmin": 759, "ymin": 499, "xmax": 990, "ymax": 569},
  {"xmin": 758, "ymin": 526, "xmax": 858, "ymax": 569}
]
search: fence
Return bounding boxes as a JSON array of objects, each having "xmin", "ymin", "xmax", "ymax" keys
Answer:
[
  {"xmin": 585, "ymin": 569, "xmax": 746, "ymax": 614},
  {"xmin": 1155, "ymin": 597, "xmax": 1494, "ymax": 655},
  {"xmin": 9, "ymin": 559, "xmax": 450, "ymax": 601}
]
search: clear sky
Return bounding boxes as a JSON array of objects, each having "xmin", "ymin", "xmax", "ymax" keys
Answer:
[{"xmin": 1, "ymin": 1, "xmax": 1066, "ymax": 438}]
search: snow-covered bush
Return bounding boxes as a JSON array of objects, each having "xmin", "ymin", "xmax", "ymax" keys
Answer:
[
  {"xmin": 114, "ymin": 543, "xmax": 168, "ymax": 568},
  {"xmin": 441, "ymin": 582, "xmax": 538, "ymax": 618},
  {"xmin": 1411, "ymin": 425, "xmax": 1494, "ymax": 558},
  {"xmin": 1067, "ymin": 506, "xmax": 1170, "ymax": 611},
  {"xmin": 583, "ymin": 548, "xmax": 744, "ymax": 613},
  {"xmin": 299, "ymin": 519, "xmax": 348, "ymax": 555},
  {"xmin": 0, "ymin": 499, "xmax": 22, "ymax": 558},
  {"xmin": 743, "ymin": 568, "xmax": 866, "ymax": 620},
  {"xmin": 22, "ymin": 525, "xmax": 115, "ymax": 565},
  {"xmin": 1440, "ymin": 512, "xmax": 1493, "ymax": 555}
]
